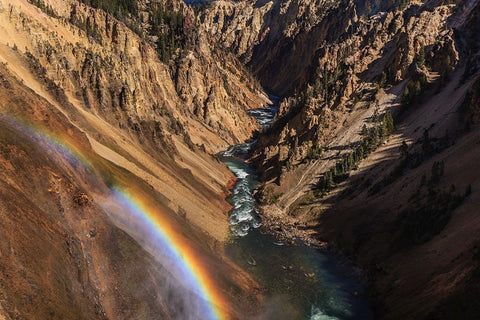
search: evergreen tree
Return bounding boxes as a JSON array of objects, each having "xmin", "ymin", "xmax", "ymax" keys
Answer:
[
  {"xmin": 417, "ymin": 46, "xmax": 426, "ymax": 69},
  {"xmin": 400, "ymin": 140, "xmax": 408, "ymax": 157},
  {"xmin": 361, "ymin": 124, "xmax": 368, "ymax": 136},
  {"xmin": 422, "ymin": 129, "xmax": 431, "ymax": 153},
  {"xmin": 382, "ymin": 111, "xmax": 394, "ymax": 135},
  {"xmin": 402, "ymin": 85, "xmax": 410, "ymax": 104}
]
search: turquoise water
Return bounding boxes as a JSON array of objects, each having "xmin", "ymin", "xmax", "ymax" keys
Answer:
[{"xmin": 220, "ymin": 103, "xmax": 374, "ymax": 319}]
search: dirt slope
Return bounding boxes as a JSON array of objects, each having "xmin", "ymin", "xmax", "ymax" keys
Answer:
[
  {"xmin": 201, "ymin": 0, "xmax": 480, "ymax": 318},
  {"xmin": 0, "ymin": 59, "xmax": 261, "ymax": 320},
  {"xmin": 0, "ymin": 0, "xmax": 268, "ymax": 318},
  {"xmin": 0, "ymin": 0, "xmax": 267, "ymax": 241}
]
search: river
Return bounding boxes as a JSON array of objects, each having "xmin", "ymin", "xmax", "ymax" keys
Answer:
[{"xmin": 219, "ymin": 101, "xmax": 374, "ymax": 320}]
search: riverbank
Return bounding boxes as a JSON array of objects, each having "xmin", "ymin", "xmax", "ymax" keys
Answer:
[
  {"xmin": 255, "ymin": 203, "xmax": 326, "ymax": 248},
  {"xmin": 221, "ymin": 100, "xmax": 374, "ymax": 319}
]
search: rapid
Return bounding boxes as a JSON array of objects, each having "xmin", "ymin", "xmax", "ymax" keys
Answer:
[{"xmin": 220, "ymin": 101, "xmax": 374, "ymax": 319}]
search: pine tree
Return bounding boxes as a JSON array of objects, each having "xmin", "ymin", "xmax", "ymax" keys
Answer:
[
  {"xmin": 417, "ymin": 46, "xmax": 426, "ymax": 69},
  {"xmin": 361, "ymin": 124, "xmax": 368, "ymax": 136},
  {"xmin": 383, "ymin": 111, "xmax": 394, "ymax": 134},
  {"xmin": 422, "ymin": 129, "xmax": 431, "ymax": 153},
  {"xmin": 400, "ymin": 140, "xmax": 408, "ymax": 157},
  {"xmin": 380, "ymin": 71, "xmax": 387, "ymax": 87},
  {"xmin": 325, "ymin": 170, "xmax": 333, "ymax": 188},
  {"xmin": 402, "ymin": 85, "xmax": 410, "ymax": 104}
]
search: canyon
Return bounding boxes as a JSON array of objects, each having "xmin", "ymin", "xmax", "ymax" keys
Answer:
[
  {"xmin": 202, "ymin": 0, "xmax": 480, "ymax": 318},
  {"xmin": 0, "ymin": 0, "xmax": 479, "ymax": 319},
  {"xmin": 0, "ymin": 0, "xmax": 264, "ymax": 318}
]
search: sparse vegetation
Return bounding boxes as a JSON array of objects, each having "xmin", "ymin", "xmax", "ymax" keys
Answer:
[
  {"xmin": 306, "ymin": 145, "xmax": 322, "ymax": 161},
  {"xmin": 69, "ymin": 7, "xmax": 103, "ymax": 43},
  {"xmin": 395, "ymin": 187, "xmax": 465, "ymax": 246},
  {"xmin": 312, "ymin": 111, "xmax": 395, "ymax": 198},
  {"xmin": 402, "ymin": 74, "xmax": 427, "ymax": 106},
  {"xmin": 394, "ymin": 162, "xmax": 467, "ymax": 247},
  {"xmin": 24, "ymin": 51, "xmax": 69, "ymax": 106},
  {"xmin": 416, "ymin": 45, "xmax": 426, "ymax": 69},
  {"xmin": 77, "ymin": 0, "xmax": 138, "ymax": 18},
  {"xmin": 263, "ymin": 186, "xmax": 283, "ymax": 205},
  {"xmin": 149, "ymin": 4, "xmax": 193, "ymax": 62},
  {"xmin": 368, "ymin": 128, "xmax": 455, "ymax": 196},
  {"xmin": 27, "ymin": 0, "xmax": 59, "ymax": 18},
  {"xmin": 72, "ymin": 0, "xmax": 195, "ymax": 63}
]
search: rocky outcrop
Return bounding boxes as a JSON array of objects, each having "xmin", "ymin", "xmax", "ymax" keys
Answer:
[
  {"xmin": 0, "ymin": 65, "xmax": 261, "ymax": 319},
  {"xmin": 201, "ymin": 0, "xmax": 347, "ymax": 95},
  {"xmin": 13, "ymin": 0, "xmax": 263, "ymax": 154},
  {"xmin": 201, "ymin": 0, "xmax": 461, "ymax": 95},
  {"xmin": 202, "ymin": 0, "xmax": 480, "ymax": 318},
  {"xmin": 248, "ymin": 0, "xmax": 460, "ymax": 186},
  {"xmin": 0, "ymin": 0, "xmax": 268, "ymax": 241},
  {"xmin": 172, "ymin": 32, "xmax": 263, "ymax": 148},
  {"xmin": 0, "ymin": 0, "xmax": 267, "ymax": 318}
]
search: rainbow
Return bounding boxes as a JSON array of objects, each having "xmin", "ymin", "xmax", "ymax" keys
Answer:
[
  {"xmin": 0, "ymin": 113, "xmax": 95, "ymax": 170},
  {"xmin": 110, "ymin": 187, "xmax": 227, "ymax": 320},
  {"xmin": 0, "ymin": 113, "xmax": 229, "ymax": 320}
]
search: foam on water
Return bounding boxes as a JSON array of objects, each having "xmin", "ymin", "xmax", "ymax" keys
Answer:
[
  {"xmin": 219, "ymin": 101, "xmax": 281, "ymax": 237},
  {"xmin": 310, "ymin": 306, "xmax": 341, "ymax": 320},
  {"xmin": 247, "ymin": 105, "xmax": 279, "ymax": 127},
  {"xmin": 220, "ymin": 139, "xmax": 262, "ymax": 237},
  {"xmin": 222, "ymin": 98, "xmax": 373, "ymax": 319}
]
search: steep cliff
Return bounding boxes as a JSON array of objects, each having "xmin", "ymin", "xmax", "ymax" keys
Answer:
[
  {"xmin": 0, "ymin": 64, "xmax": 261, "ymax": 319},
  {"xmin": 0, "ymin": 0, "xmax": 268, "ymax": 240},
  {"xmin": 200, "ymin": 0, "xmax": 348, "ymax": 95},
  {"xmin": 202, "ymin": 0, "xmax": 480, "ymax": 318},
  {"xmin": 248, "ymin": 0, "xmax": 461, "ymax": 204},
  {"xmin": 0, "ymin": 0, "xmax": 266, "ymax": 318}
]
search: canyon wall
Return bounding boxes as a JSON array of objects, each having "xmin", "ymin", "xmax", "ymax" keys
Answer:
[
  {"xmin": 0, "ymin": 0, "xmax": 266, "ymax": 318},
  {"xmin": 202, "ymin": 0, "xmax": 480, "ymax": 318}
]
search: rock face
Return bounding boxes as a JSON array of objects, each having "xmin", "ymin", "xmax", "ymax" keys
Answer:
[
  {"xmin": 201, "ymin": 0, "xmax": 345, "ymax": 95},
  {"xmin": 202, "ymin": 0, "xmax": 480, "ymax": 318},
  {"xmin": 202, "ymin": 0, "xmax": 463, "ymax": 96},
  {"xmin": 0, "ymin": 65, "xmax": 261, "ymax": 319},
  {"xmin": 14, "ymin": 0, "xmax": 263, "ymax": 154},
  {"xmin": 0, "ymin": 0, "xmax": 268, "ymax": 241},
  {"xmin": 0, "ymin": 0, "xmax": 264, "ymax": 319},
  {"xmin": 244, "ymin": 0, "xmax": 461, "ymax": 186}
]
